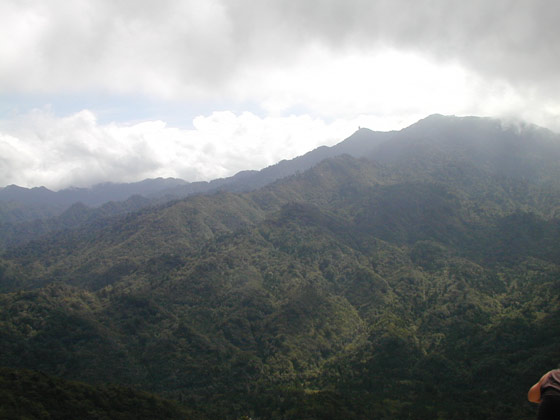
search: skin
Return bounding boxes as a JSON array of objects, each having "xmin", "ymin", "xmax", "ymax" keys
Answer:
[{"xmin": 529, "ymin": 371, "xmax": 553, "ymax": 403}]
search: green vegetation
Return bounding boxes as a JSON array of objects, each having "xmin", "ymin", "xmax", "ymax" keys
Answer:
[
  {"xmin": 0, "ymin": 367, "xmax": 206, "ymax": 420},
  {"xmin": 1, "ymin": 116, "xmax": 560, "ymax": 419}
]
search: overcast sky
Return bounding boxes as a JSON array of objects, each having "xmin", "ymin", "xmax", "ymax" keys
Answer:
[{"xmin": 2, "ymin": 0, "xmax": 560, "ymax": 190}]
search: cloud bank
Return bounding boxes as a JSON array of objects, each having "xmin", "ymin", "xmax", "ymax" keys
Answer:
[
  {"xmin": 0, "ymin": 109, "xmax": 384, "ymax": 190},
  {"xmin": 3, "ymin": 0, "xmax": 559, "ymax": 100}
]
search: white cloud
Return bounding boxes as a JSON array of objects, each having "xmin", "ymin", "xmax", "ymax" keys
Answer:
[
  {"xmin": 0, "ymin": 109, "xmax": 383, "ymax": 190},
  {"xmin": 236, "ymin": 47, "xmax": 473, "ymax": 117}
]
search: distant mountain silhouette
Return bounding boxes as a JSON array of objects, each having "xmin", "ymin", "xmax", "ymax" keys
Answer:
[{"xmin": 0, "ymin": 127, "xmax": 394, "ymax": 220}]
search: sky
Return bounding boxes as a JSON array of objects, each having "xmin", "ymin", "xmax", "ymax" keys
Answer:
[{"xmin": 1, "ymin": 0, "xmax": 560, "ymax": 190}]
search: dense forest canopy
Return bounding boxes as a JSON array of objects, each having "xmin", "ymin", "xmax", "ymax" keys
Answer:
[{"xmin": 1, "ymin": 115, "xmax": 559, "ymax": 419}]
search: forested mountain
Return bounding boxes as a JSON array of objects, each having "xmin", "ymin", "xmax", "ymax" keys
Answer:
[
  {"xmin": 0, "ymin": 367, "xmax": 208, "ymax": 420},
  {"xmin": 0, "ymin": 125, "xmax": 387, "ymax": 249},
  {"xmin": 1, "ymin": 115, "xmax": 559, "ymax": 419},
  {"xmin": 0, "ymin": 179, "xmax": 183, "ymax": 224}
]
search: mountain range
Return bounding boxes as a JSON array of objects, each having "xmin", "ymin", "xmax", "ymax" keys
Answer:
[
  {"xmin": 0, "ymin": 125, "xmax": 386, "ymax": 221},
  {"xmin": 1, "ymin": 114, "xmax": 559, "ymax": 419}
]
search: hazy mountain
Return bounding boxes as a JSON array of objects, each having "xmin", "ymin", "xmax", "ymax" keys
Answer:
[
  {"xmin": 0, "ymin": 194, "xmax": 152, "ymax": 250},
  {"xmin": 1, "ymin": 115, "xmax": 559, "ymax": 419},
  {"xmin": 0, "ymin": 178, "xmax": 186, "ymax": 223},
  {"xmin": 372, "ymin": 114, "xmax": 560, "ymax": 181},
  {"xmin": 0, "ymin": 124, "xmax": 389, "ymax": 224},
  {"xmin": 3, "ymin": 114, "xmax": 559, "ymax": 221},
  {"xmin": 0, "ymin": 124, "xmax": 389, "ymax": 249}
]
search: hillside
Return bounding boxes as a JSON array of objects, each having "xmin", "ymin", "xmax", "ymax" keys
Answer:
[
  {"xmin": 0, "ymin": 367, "xmax": 207, "ymax": 420},
  {"xmin": 1, "ymin": 115, "xmax": 559, "ymax": 419}
]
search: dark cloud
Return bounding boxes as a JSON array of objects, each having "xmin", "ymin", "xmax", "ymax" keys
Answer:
[
  {"xmin": 3, "ymin": 0, "xmax": 558, "ymax": 97},
  {"xmin": 226, "ymin": 0, "xmax": 560, "ymax": 91}
]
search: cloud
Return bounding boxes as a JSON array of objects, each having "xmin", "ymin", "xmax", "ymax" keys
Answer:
[
  {"xmin": 236, "ymin": 47, "xmax": 473, "ymax": 117},
  {"xmin": 0, "ymin": 108, "xmax": 381, "ymax": 190},
  {"xmin": 236, "ymin": 0, "xmax": 560, "ymax": 88},
  {"xmin": 2, "ymin": 0, "xmax": 559, "ymax": 104},
  {"xmin": 1, "ymin": 0, "xmax": 231, "ymax": 97}
]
